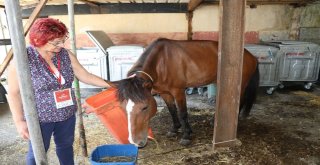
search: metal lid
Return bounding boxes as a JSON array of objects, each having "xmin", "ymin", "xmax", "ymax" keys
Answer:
[
  {"xmin": 85, "ymin": 30, "xmax": 114, "ymax": 54},
  {"xmin": 263, "ymin": 40, "xmax": 311, "ymax": 45}
]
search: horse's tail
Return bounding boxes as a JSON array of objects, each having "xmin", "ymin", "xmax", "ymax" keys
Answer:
[{"xmin": 240, "ymin": 63, "xmax": 260, "ymax": 118}]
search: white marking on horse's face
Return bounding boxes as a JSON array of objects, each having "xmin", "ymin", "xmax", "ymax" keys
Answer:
[{"xmin": 126, "ymin": 99, "xmax": 137, "ymax": 145}]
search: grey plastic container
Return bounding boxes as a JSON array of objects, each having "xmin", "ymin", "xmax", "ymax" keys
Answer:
[
  {"xmin": 245, "ymin": 44, "xmax": 280, "ymax": 94},
  {"xmin": 263, "ymin": 41, "xmax": 320, "ymax": 89}
]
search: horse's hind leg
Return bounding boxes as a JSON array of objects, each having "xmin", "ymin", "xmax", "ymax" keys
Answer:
[
  {"xmin": 172, "ymin": 89, "xmax": 192, "ymax": 146},
  {"xmin": 159, "ymin": 93, "xmax": 181, "ymax": 137}
]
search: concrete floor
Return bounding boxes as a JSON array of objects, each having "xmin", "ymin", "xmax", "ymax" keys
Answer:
[
  {"xmin": 0, "ymin": 103, "xmax": 19, "ymax": 148},
  {"xmin": 0, "ymin": 89, "xmax": 102, "ymax": 164},
  {"xmin": 1, "ymin": 85, "xmax": 319, "ymax": 164}
]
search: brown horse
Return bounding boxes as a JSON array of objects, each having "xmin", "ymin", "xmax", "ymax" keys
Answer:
[{"xmin": 110, "ymin": 38, "xmax": 259, "ymax": 147}]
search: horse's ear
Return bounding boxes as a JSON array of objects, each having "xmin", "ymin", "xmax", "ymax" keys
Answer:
[{"xmin": 143, "ymin": 81, "xmax": 153, "ymax": 90}]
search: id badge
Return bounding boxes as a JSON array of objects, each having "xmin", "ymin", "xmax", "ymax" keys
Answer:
[{"xmin": 53, "ymin": 88, "xmax": 74, "ymax": 109}]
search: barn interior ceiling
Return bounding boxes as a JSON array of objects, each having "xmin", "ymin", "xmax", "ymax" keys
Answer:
[
  {"xmin": 0, "ymin": 0, "xmax": 319, "ymax": 17},
  {"xmin": 0, "ymin": 0, "xmax": 319, "ymax": 9}
]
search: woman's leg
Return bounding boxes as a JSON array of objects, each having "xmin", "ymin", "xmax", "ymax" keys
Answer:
[
  {"xmin": 26, "ymin": 122, "xmax": 54, "ymax": 165},
  {"xmin": 53, "ymin": 115, "xmax": 76, "ymax": 165}
]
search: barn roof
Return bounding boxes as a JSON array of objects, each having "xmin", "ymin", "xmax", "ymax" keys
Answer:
[
  {"xmin": 0, "ymin": 0, "xmax": 319, "ymax": 9},
  {"xmin": 0, "ymin": 0, "xmax": 318, "ymax": 18}
]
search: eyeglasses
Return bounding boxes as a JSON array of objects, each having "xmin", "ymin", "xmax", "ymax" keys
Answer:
[
  {"xmin": 47, "ymin": 36, "xmax": 68, "ymax": 47},
  {"xmin": 48, "ymin": 41, "xmax": 65, "ymax": 47}
]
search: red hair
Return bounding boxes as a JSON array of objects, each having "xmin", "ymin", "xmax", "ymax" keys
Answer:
[{"xmin": 29, "ymin": 18, "xmax": 68, "ymax": 47}]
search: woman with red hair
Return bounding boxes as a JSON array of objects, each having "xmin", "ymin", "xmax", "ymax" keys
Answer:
[{"xmin": 7, "ymin": 18, "xmax": 110, "ymax": 165}]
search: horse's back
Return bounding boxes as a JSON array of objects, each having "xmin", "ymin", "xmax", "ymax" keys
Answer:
[{"xmin": 151, "ymin": 39, "xmax": 219, "ymax": 87}]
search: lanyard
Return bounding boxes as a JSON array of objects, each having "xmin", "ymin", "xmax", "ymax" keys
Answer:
[{"xmin": 38, "ymin": 53, "xmax": 62, "ymax": 88}]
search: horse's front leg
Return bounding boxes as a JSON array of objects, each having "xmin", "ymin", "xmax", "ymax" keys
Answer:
[
  {"xmin": 160, "ymin": 93, "xmax": 181, "ymax": 137},
  {"xmin": 172, "ymin": 89, "xmax": 192, "ymax": 146}
]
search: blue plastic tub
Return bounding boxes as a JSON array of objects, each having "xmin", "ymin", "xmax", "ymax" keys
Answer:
[{"xmin": 90, "ymin": 144, "xmax": 138, "ymax": 165}]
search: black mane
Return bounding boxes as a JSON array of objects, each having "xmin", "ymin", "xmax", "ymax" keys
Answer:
[
  {"xmin": 127, "ymin": 38, "xmax": 168, "ymax": 76},
  {"xmin": 115, "ymin": 77, "xmax": 149, "ymax": 103}
]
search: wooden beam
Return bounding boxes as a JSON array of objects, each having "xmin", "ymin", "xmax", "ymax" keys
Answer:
[
  {"xmin": 0, "ymin": 0, "xmax": 48, "ymax": 76},
  {"xmin": 21, "ymin": 3, "xmax": 188, "ymax": 17},
  {"xmin": 213, "ymin": 0, "xmax": 246, "ymax": 149},
  {"xmin": 78, "ymin": 0, "xmax": 100, "ymax": 7},
  {"xmin": 289, "ymin": 7, "xmax": 302, "ymax": 40},
  {"xmin": 202, "ymin": 0, "xmax": 316, "ymax": 5},
  {"xmin": 188, "ymin": 0, "xmax": 203, "ymax": 11},
  {"xmin": 0, "ymin": 39, "xmax": 11, "ymax": 45},
  {"xmin": 247, "ymin": 0, "xmax": 315, "ymax": 3},
  {"xmin": 78, "ymin": 0, "xmax": 101, "ymax": 13},
  {"xmin": 246, "ymin": 0, "xmax": 317, "ymax": 5}
]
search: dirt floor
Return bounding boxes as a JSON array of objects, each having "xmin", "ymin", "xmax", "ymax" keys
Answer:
[{"xmin": 0, "ymin": 84, "xmax": 319, "ymax": 165}]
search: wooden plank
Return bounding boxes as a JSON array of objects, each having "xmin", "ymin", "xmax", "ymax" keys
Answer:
[
  {"xmin": 78, "ymin": 0, "xmax": 99, "ymax": 7},
  {"xmin": 179, "ymin": 0, "xmax": 190, "ymax": 3},
  {"xmin": 21, "ymin": 3, "xmax": 188, "ymax": 16},
  {"xmin": 156, "ymin": 0, "xmax": 168, "ymax": 2},
  {"xmin": 213, "ymin": 0, "xmax": 246, "ymax": 149},
  {"xmin": 0, "ymin": 39, "xmax": 11, "ymax": 45},
  {"xmin": 143, "ymin": 0, "xmax": 155, "ymax": 2},
  {"xmin": 168, "ymin": 0, "xmax": 179, "ymax": 3},
  {"xmin": 246, "ymin": 0, "xmax": 317, "ymax": 5},
  {"xmin": 134, "ymin": 0, "xmax": 144, "ymax": 3},
  {"xmin": 0, "ymin": 0, "xmax": 48, "ymax": 76}
]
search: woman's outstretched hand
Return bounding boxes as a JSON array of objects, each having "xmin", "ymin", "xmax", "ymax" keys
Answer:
[{"xmin": 82, "ymin": 103, "xmax": 94, "ymax": 114}]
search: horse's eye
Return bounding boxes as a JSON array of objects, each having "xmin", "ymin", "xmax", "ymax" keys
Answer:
[{"xmin": 142, "ymin": 106, "xmax": 148, "ymax": 111}]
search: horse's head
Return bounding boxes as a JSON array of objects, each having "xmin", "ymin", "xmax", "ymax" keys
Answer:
[{"xmin": 111, "ymin": 76, "xmax": 157, "ymax": 148}]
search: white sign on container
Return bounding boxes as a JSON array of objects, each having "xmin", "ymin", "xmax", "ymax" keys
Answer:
[{"xmin": 107, "ymin": 45, "xmax": 144, "ymax": 81}]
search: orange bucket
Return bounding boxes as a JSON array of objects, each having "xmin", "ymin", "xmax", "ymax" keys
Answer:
[{"xmin": 84, "ymin": 88, "xmax": 153, "ymax": 144}]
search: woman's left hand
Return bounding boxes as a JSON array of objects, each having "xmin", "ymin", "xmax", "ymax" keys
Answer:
[{"xmin": 82, "ymin": 102, "xmax": 95, "ymax": 114}]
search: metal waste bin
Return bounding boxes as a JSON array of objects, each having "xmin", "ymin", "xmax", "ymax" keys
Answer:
[
  {"xmin": 245, "ymin": 44, "xmax": 280, "ymax": 94},
  {"xmin": 76, "ymin": 48, "xmax": 108, "ymax": 89},
  {"xmin": 263, "ymin": 41, "xmax": 320, "ymax": 90},
  {"xmin": 107, "ymin": 45, "xmax": 144, "ymax": 81},
  {"xmin": 75, "ymin": 31, "xmax": 114, "ymax": 89}
]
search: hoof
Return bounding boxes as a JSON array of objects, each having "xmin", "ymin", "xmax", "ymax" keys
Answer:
[
  {"xmin": 166, "ymin": 131, "xmax": 178, "ymax": 137},
  {"xmin": 179, "ymin": 139, "xmax": 192, "ymax": 146}
]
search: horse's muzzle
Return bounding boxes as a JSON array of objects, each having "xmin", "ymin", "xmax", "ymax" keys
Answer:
[{"xmin": 129, "ymin": 138, "xmax": 148, "ymax": 148}]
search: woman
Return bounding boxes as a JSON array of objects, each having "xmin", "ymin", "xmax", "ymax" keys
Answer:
[{"xmin": 7, "ymin": 18, "xmax": 110, "ymax": 165}]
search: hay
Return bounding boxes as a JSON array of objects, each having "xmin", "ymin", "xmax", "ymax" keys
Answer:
[{"xmin": 293, "ymin": 91, "xmax": 320, "ymax": 106}]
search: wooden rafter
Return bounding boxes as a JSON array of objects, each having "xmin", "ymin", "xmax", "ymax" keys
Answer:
[
  {"xmin": 78, "ymin": 0, "xmax": 99, "ymax": 7},
  {"xmin": 188, "ymin": 0, "xmax": 203, "ymax": 11}
]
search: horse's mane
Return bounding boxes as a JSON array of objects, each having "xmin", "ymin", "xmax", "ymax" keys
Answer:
[
  {"xmin": 127, "ymin": 38, "xmax": 169, "ymax": 76},
  {"xmin": 117, "ymin": 39, "xmax": 172, "ymax": 102},
  {"xmin": 115, "ymin": 77, "xmax": 149, "ymax": 103}
]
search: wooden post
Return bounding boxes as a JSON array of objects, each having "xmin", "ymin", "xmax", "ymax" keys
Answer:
[
  {"xmin": 188, "ymin": 0, "xmax": 203, "ymax": 11},
  {"xmin": 187, "ymin": 0, "xmax": 203, "ymax": 40},
  {"xmin": 187, "ymin": 11, "xmax": 193, "ymax": 40},
  {"xmin": 67, "ymin": 0, "xmax": 88, "ymax": 157},
  {"xmin": 213, "ymin": 0, "xmax": 246, "ymax": 149},
  {"xmin": 289, "ymin": 8, "xmax": 302, "ymax": 40},
  {"xmin": 4, "ymin": 0, "xmax": 48, "ymax": 164}
]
